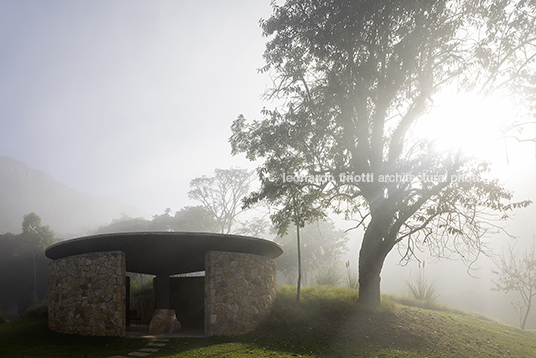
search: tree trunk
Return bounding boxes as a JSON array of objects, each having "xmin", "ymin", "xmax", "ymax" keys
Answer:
[
  {"xmin": 521, "ymin": 298, "xmax": 532, "ymax": 330},
  {"xmin": 358, "ymin": 218, "xmax": 392, "ymax": 307},
  {"xmin": 33, "ymin": 252, "xmax": 39, "ymax": 305},
  {"xmin": 296, "ymin": 223, "xmax": 302, "ymax": 302}
]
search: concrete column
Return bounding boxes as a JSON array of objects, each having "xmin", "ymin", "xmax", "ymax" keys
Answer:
[{"xmin": 154, "ymin": 274, "xmax": 170, "ymax": 309}]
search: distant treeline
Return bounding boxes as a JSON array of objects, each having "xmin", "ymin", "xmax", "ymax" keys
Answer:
[{"xmin": 93, "ymin": 206, "xmax": 219, "ymax": 234}]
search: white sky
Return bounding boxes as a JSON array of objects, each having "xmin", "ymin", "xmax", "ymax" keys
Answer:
[
  {"xmin": 1, "ymin": 0, "xmax": 534, "ymax": 225},
  {"xmin": 0, "ymin": 1, "xmax": 271, "ymax": 215}
]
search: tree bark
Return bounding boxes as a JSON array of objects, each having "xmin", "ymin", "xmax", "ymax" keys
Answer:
[
  {"xmin": 522, "ymin": 305, "xmax": 531, "ymax": 330},
  {"xmin": 32, "ymin": 252, "xmax": 39, "ymax": 305},
  {"xmin": 521, "ymin": 293, "xmax": 532, "ymax": 330},
  {"xmin": 358, "ymin": 216, "xmax": 392, "ymax": 307},
  {"xmin": 296, "ymin": 223, "xmax": 302, "ymax": 303}
]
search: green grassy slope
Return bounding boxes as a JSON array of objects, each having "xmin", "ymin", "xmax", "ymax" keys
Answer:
[{"xmin": 2, "ymin": 286, "xmax": 536, "ymax": 357}]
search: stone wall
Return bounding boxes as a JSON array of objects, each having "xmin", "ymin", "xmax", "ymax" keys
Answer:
[
  {"xmin": 205, "ymin": 251, "xmax": 277, "ymax": 336},
  {"xmin": 48, "ymin": 251, "xmax": 126, "ymax": 336}
]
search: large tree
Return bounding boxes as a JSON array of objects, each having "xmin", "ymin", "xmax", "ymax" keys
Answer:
[
  {"xmin": 188, "ymin": 168, "xmax": 257, "ymax": 234},
  {"xmin": 230, "ymin": 0, "xmax": 535, "ymax": 306}
]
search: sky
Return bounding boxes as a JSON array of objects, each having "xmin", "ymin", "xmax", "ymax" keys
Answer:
[
  {"xmin": 2, "ymin": 1, "xmax": 534, "ymax": 217},
  {"xmin": 0, "ymin": 0, "xmax": 273, "ymax": 215}
]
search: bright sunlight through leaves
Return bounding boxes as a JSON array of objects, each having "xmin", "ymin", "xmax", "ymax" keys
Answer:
[{"xmin": 413, "ymin": 91, "xmax": 516, "ymax": 163}]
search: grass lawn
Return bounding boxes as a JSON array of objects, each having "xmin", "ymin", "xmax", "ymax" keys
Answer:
[
  {"xmin": 3, "ymin": 286, "xmax": 536, "ymax": 357},
  {"xmin": 0, "ymin": 316, "xmax": 150, "ymax": 357}
]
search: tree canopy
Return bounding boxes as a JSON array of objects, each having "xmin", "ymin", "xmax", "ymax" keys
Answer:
[
  {"xmin": 94, "ymin": 206, "xmax": 219, "ymax": 234},
  {"xmin": 0, "ymin": 213, "xmax": 55, "ymax": 314},
  {"xmin": 188, "ymin": 168, "xmax": 258, "ymax": 234},
  {"xmin": 19, "ymin": 212, "xmax": 55, "ymax": 305},
  {"xmin": 230, "ymin": 0, "xmax": 534, "ymax": 306}
]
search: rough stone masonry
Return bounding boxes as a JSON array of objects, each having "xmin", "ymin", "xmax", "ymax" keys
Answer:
[
  {"xmin": 204, "ymin": 251, "xmax": 277, "ymax": 336},
  {"xmin": 48, "ymin": 251, "xmax": 126, "ymax": 336}
]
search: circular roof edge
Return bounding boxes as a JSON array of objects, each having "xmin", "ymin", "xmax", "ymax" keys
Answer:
[{"xmin": 45, "ymin": 231, "xmax": 283, "ymax": 275}]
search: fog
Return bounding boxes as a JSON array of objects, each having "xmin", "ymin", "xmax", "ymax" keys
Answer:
[
  {"xmin": 2, "ymin": 1, "xmax": 536, "ymax": 329},
  {"xmin": 0, "ymin": 1, "xmax": 271, "ymax": 214},
  {"xmin": 370, "ymin": 156, "xmax": 536, "ymax": 328}
]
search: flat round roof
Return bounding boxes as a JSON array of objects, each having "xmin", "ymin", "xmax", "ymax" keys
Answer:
[{"xmin": 45, "ymin": 232, "xmax": 283, "ymax": 275}]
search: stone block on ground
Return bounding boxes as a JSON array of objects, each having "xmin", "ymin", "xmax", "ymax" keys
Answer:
[
  {"xmin": 148, "ymin": 309, "xmax": 181, "ymax": 335},
  {"xmin": 139, "ymin": 348, "xmax": 159, "ymax": 352}
]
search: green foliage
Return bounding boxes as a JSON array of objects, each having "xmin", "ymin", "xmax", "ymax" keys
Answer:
[
  {"xmin": 0, "ymin": 214, "xmax": 54, "ymax": 315},
  {"xmin": 313, "ymin": 262, "xmax": 344, "ymax": 286},
  {"xmin": 20, "ymin": 212, "xmax": 55, "ymax": 251},
  {"xmin": 95, "ymin": 206, "xmax": 220, "ymax": 234},
  {"xmin": 95, "ymin": 215, "xmax": 150, "ymax": 234},
  {"xmin": 18, "ymin": 212, "xmax": 56, "ymax": 306},
  {"xmin": 405, "ymin": 273, "xmax": 441, "ymax": 306},
  {"xmin": 25, "ymin": 301, "xmax": 48, "ymax": 318},
  {"xmin": 263, "ymin": 285, "xmax": 359, "ymax": 328},
  {"xmin": 130, "ymin": 279, "xmax": 153, "ymax": 297},
  {"xmin": 149, "ymin": 206, "xmax": 219, "ymax": 233}
]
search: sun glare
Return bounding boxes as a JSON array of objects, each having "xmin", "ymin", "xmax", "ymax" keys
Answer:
[{"xmin": 412, "ymin": 92, "xmax": 516, "ymax": 163}]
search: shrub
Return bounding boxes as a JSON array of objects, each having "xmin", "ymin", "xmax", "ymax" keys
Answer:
[
  {"xmin": 313, "ymin": 263, "xmax": 344, "ymax": 286},
  {"xmin": 25, "ymin": 301, "xmax": 48, "ymax": 318},
  {"xmin": 405, "ymin": 272, "xmax": 441, "ymax": 306},
  {"xmin": 131, "ymin": 279, "xmax": 153, "ymax": 297},
  {"xmin": 263, "ymin": 285, "xmax": 359, "ymax": 328}
]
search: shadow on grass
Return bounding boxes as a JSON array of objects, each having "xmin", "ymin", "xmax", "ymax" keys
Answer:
[{"xmin": 0, "ymin": 317, "xmax": 150, "ymax": 358}]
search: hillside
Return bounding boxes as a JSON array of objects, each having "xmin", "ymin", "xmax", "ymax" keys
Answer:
[
  {"xmin": 0, "ymin": 156, "xmax": 148, "ymax": 237},
  {"xmin": 248, "ymin": 286, "xmax": 536, "ymax": 357},
  {"xmin": 1, "ymin": 286, "xmax": 536, "ymax": 357}
]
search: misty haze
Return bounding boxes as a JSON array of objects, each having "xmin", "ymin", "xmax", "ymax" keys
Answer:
[{"xmin": 1, "ymin": 1, "xmax": 536, "ymax": 357}]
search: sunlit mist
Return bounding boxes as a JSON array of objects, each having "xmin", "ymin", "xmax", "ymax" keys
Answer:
[{"xmin": 414, "ymin": 91, "xmax": 517, "ymax": 162}]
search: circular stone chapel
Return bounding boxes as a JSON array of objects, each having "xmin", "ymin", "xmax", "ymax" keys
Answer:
[{"xmin": 45, "ymin": 232, "xmax": 283, "ymax": 337}]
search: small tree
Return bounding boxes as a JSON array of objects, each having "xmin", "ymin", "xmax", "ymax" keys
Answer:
[
  {"xmin": 19, "ymin": 212, "xmax": 55, "ymax": 305},
  {"xmin": 243, "ymin": 173, "xmax": 325, "ymax": 301},
  {"xmin": 493, "ymin": 237, "xmax": 536, "ymax": 330}
]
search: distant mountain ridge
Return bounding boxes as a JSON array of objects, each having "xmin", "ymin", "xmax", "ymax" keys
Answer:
[{"xmin": 0, "ymin": 156, "xmax": 149, "ymax": 237}]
